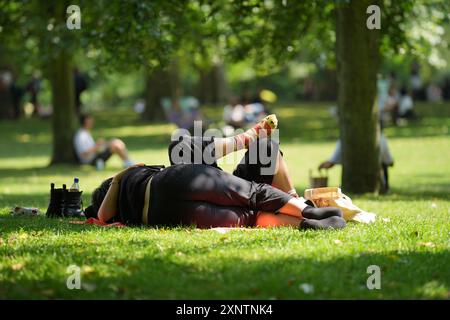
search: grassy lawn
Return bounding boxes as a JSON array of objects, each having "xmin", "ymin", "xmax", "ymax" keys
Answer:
[{"xmin": 0, "ymin": 102, "xmax": 449, "ymax": 299}]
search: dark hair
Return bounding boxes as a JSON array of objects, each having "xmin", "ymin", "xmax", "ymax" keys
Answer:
[
  {"xmin": 79, "ymin": 113, "xmax": 92, "ymax": 127},
  {"xmin": 400, "ymin": 86, "xmax": 408, "ymax": 96},
  {"xmin": 90, "ymin": 177, "xmax": 113, "ymax": 218}
]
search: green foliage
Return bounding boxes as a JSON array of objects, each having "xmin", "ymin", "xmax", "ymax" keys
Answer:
[
  {"xmin": 1, "ymin": 0, "xmax": 449, "ymax": 83},
  {"xmin": 380, "ymin": 0, "xmax": 450, "ymax": 67},
  {"xmin": 204, "ymin": 0, "xmax": 450, "ymax": 73},
  {"xmin": 0, "ymin": 0, "xmax": 205, "ymax": 73}
]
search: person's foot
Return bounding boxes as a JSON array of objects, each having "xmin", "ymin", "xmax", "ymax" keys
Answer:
[
  {"xmin": 301, "ymin": 206, "xmax": 343, "ymax": 220},
  {"xmin": 123, "ymin": 159, "xmax": 135, "ymax": 168},
  {"xmin": 95, "ymin": 159, "xmax": 105, "ymax": 171},
  {"xmin": 299, "ymin": 216, "xmax": 346, "ymax": 230}
]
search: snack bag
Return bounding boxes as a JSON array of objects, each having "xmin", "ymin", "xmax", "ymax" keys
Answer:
[{"xmin": 304, "ymin": 187, "xmax": 376, "ymax": 223}]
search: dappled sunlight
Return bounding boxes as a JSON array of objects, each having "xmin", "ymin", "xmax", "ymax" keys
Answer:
[
  {"xmin": 0, "ymin": 103, "xmax": 449, "ymax": 299},
  {"xmin": 99, "ymin": 123, "xmax": 177, "ymax": 139}
]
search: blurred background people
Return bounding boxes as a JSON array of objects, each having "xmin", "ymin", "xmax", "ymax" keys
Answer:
[
  {"xmin": 165, "ymin": 96, "xmax": 204, "ymax": 134},
  {"xmin": 410, "ymin": 60, "xmax": 424, "ymax": 100},
  {"xmin": 74, "ymin": 68, "xmax": 89, "ymax": 115},
  {"xmin": 381, "ymin": 83, "xmax": 400, "ymax": 126},
  {"xmin": 398, "ymin": 87, "xmax": 417, "ymax": 121},
  {"xmin": 0, "ymin": 68, "xmax": 24, "ymax": 120},
  {"xmin": 25, "ymin": 72, "xmax": 41, "ymax": 117},
  {"xmin": 74, "ymin": 114, "xmax": 134, "ymax": 170},
  {"xmin": 442, "ymin": 76, "xmax": 450, "ymax": 101},
  {"xmin": 223, "ymin": 89, "xmax": 276, "ymax": 132},
  {"xmin": 223, "ymin": 96, "xmax": 246, "ymax": 129}
]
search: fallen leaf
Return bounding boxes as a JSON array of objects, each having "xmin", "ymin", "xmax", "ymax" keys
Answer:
[
  {"xmin": 116, "ymin": 259, "xmax": 125, "ymax": 266},
  {"xmin": 8, "ymin": 236, "xmax": 17, "ymax": 244},
  {"xmin": 18, "ymin": 134, "xmax": 31, "ymax": 143},
  {"xmin": 82, "ymin": 266, "xmax": 95, "ymax": 274},
  {"xmin": 69, "ymin": 220, "xmax": 85, "ymax": 225},
  {"xmin": 333, "ymin": 239, "xmax": 343, "ymax": 245},
  {"xmin": 81, "ymin": 282, "xmax": 96, "ymax": 292},
  {"xmin": 418, "ymin": 242, "xmax": 435, "ymax": 248},
  {"xmin": 41, "ymin": 289, "xmax": 54, "ymax": 296},
  {"xmin": 299, "ymin": 283, "xmax": 314, "ymax": 294},
  {"xmin": 11, "ymin": 263, "xmax": 24, "ymax": 271},
  {"xmin": 213, "ymin": 228, "xmax": 229, "ymax": 234},
  {"xmin": 250, "ymin": 287, "xmax": 261, "ymax": 294}
]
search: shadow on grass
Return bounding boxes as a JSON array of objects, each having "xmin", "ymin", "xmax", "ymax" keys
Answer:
[
  {"xmin": 0, "ymin": 166, "xmax": 105, "ymax": 185},
  {"xmin": 353, "ymin": 183, "xmax": 450, "ymax": 202},
  {"xmin": 0, "ymin": 248, "xmax": 448, "ymax": 299},
  {"xmin": 0, "ymin": 214, "xmax": 97, "ymax": 234},
  {"xmin": 0, "ymin": 133, "xmax": 170, "ymax": 160}
]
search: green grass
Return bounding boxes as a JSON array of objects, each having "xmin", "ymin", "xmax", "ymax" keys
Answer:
[{"xmin": 0, "ymin": 102, "xmax": 449, "ymax": 299}]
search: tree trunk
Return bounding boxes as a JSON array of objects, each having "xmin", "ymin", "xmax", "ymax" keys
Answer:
[
  {"xmin": 0, "ymin": 48, "xmax": 15, "ymax": 120},
  {"xmin": 196, "ymin": 61, "xmax": 230, "ymax": 104},
  {"xmin": 49, "ymin": 49, "xmax": 77, "ymax": 164},
  {"xmin": 142, "ymin": 62, "xmax": 179, "ymax": 122},
  {"xmin": 335, "ymin": 0, "xmax": 381, "ymax": 193},
  {"xmin": 211, "ymin": 62, "xmax": 230, "ymax": 104},
  {"xmin": 196, "ymin": 67, "xmax": 213, "ymax": 104}
]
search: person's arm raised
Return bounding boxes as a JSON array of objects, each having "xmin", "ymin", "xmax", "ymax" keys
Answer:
[{"xmin": 98, "ymin": 163, "xmax": 145, "ymax": 223}]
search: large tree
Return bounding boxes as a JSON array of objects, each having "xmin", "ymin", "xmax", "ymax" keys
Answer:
[
  {"xmin": 335, "ymin": 0, "xmax": 381, "ymax": 192},
  {"xmin": 45, "ymin": 1, "xmax": 78, "ymax": 164}
]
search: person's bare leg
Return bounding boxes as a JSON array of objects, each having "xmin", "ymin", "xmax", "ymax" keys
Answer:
[
  {"xmin": 109, "ymin": 139, "xmax": 129, "ymax": 161},
  {"xmin": 277, "ymin": 196, "xmax": 345, "ymax": 225},
  {"xmin": 271, "ymin": 152, "xmax": 298, "ymax": 196},
  {"xmin": 256, "ymin": 212, "xmax": 301, "ymax": 228},
  {"xmin": 277, "ymin": 197, "xmax": 309, "ymax": 218},
  {"xmin": 217, "ymin": 132, "xmax": 298, "ymax": 197}
]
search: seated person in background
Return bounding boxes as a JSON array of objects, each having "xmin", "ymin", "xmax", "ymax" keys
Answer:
[
  {"xmin": 74, "ymin": 114, "xmax": 134, "ymax": 170},
  {"xmin": 244, "ymin": 102, "xmax": 266, "ymax": 124},
  {"xmin": 398, "ymin": 87, "xmax": 417, "ymax": 120},
  {"xmin": 223, "ymin": 96, "xmax": 246, "ymax": 129},
  {"xmin": 244, "ymin": 89, "xmax": 276, "ymax": 123},
  {"xmin": 319, "ymin": 134, "xmax": 394, "ymax": 193},
  {"xmin": 167, "ymin": 98, "xmax": 204, "ymax": 134},
  {"xmin": 381, "ymin": 84, "xmax": 400, "ymax": 126}
]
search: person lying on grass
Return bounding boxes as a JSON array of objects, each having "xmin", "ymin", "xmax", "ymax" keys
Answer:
[{"xmin": 86, "ymin": 115, "xmax": 345, "ymax": 231}]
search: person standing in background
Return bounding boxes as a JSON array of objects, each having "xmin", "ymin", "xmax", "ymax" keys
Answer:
[
  {"xmin": 319, "ymin": 134, "xmax": 394, "ymax": 193},
  {"xmin": 25, "ymin": 72, "xmax": 41, "ymax": 117},
  {"xmin": 74, "ymin": 68, "xmax": 88, "ymax": 115}
]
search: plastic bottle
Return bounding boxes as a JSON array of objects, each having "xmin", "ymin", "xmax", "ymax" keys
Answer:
[{"xmin": 69, "ymin": 178, "xmax": 80, "ymax": 192}]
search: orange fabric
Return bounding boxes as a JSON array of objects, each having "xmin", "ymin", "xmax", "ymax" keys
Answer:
[{"xmin": 70, "ymin": 218, "xmax": 126, "ymax": 228}]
